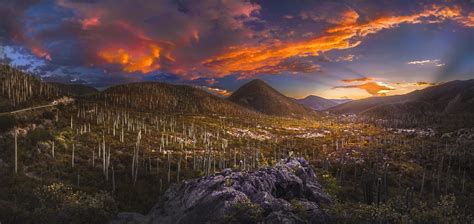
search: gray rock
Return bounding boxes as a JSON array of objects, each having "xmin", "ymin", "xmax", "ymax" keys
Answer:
[
  {"xmin": 112, "ymin": 157, "xmax": 331, "ymax": 224},
  {"xmin": 111, "ymin": 213, "xmax": 149, "ymax": 224}
]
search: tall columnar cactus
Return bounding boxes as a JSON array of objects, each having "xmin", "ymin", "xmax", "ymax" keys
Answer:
[{"xmin": 14, "ymin": 128, "xmax": 18, "ymax": 174}]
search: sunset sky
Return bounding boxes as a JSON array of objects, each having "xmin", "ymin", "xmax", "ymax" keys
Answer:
[{"xmin": 1, "ymin": 0, "xmax": 473, "ymax": 99}]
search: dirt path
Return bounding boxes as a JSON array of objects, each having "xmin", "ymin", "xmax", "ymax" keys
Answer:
[{"xmin": 0, "ymin": 104, "xmax": 54, "ymax": 116}]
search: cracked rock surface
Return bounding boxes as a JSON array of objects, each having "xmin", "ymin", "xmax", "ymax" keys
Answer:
[{"xmin": 112, "ymin": 157, "xmax": 331, "ymax": 224}]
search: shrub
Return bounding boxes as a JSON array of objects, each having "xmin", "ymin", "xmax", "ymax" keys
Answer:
[
  {"xmin": 42, "ymin": 111, "xmax": 55, "ymax": 120},
  {"xmin": 0, "ymin": 115, "xmax": 16, "ymax": 132},
  {"xmin": 33, "ymin": 183, "xmax": 118, "ymax": 223}
]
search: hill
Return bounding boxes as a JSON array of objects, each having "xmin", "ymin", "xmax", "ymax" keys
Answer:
[
  {"xmin": 295, "ymin": 95, "xmax": 338, "ymax": 111},
  {"xmin": 97, "ymin": 82, "xmax": 254, "ymax": 116},
  {"xmin": 0, "ymin": 65, "xmax": 61, "ymax": 112},
  {"xmin": 49, "ymin": 82, "xmax": 99, "ymax": 96},
  {"xmin": 329, "ymin": 79, "xmax": 474, "ymax": 118},
  {"xmin": 228, "ymin": 79, "xmax": 316, "ymax": 117}
]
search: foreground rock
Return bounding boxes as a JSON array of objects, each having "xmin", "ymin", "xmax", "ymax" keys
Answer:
[{"xmin": 112, "ymin": 157, "xmax": 331, "ymax": 224}]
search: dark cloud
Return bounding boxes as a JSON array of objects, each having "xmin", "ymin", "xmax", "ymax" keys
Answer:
[{"xmin": 1, "ymin": 0, "xmax": 473, "ymax": 91}]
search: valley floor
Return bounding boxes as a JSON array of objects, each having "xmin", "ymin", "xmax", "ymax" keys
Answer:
[{"xmin": 0, "ymin": 101, "xmax": 473, "ymax": 223}]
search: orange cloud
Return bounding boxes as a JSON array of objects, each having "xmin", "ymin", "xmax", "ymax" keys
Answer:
[
  {"xmin": 99, "ymin": 44, "xmax": 162, "ymax": 73},
  {"xmin": 415, "ymin": 81, "xmax": 436, "ymax": 86},
  {"xmin": 201, "ymin": 5, "xmax": 467, "ymax": 77},
  {"xmin": 97, "ymin": 22, "xmax": 175, "ymax": 74},
  {"xmin": 31, "ymin": 46, "xmax": 51, "ymax": 61},
  {"xmin": 80, "ymin": 17, "xmax": 100, "ymax": 29},
  {"xmin": 341, "ymin": 77, "xmax": 372, "ymax": 83},
  {"xmin": 454, "ymin": 12, "xmax": 474, "ymax": 27},
  {"xmin": 334, "ymin": 82, "xmax": 395, "ymax": 96}
]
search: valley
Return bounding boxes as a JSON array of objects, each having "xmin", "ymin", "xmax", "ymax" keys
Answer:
[{"xmin": 0, "ymin": 65, "xmax": 472, "ymax": 223}]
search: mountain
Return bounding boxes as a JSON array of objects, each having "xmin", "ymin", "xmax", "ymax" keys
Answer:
[
  {"xmin": 228, "ymin": 79, "xmax": 316, "ymax": 117},
  {"xmin": 295, "ymin": 95, "xmax": 338, "ymax": 111},
  {"xmin": 330, "ymin": 98, "xmax": 352, "ymax": 104},
  {"xmin": 97, "ymin": 82, "xmax": 254, "ymax": 116},
  {"xmin": 329, "ymin": 79, "xmax": 474, "ymax": 116},
  {"xmin": 49, "ymin": 82, "xmax": 99, "ymax": 96}
]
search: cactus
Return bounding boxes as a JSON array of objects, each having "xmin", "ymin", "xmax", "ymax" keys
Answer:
[{"xmin": 14, "ymin": 128, "xmax": 18, "ymax": 174}]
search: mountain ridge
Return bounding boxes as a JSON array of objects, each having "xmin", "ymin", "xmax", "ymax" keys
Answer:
[
  {"xmin": 96, "ymin": 81, "xmax": 256, "ymax": 116},
  {"xmin": 328, "ymin": 79, "xmax": 474, "ymax": 116},
  {"xmin": 294, "ymin": 95, "xmax": 338, "ymax": 111}
]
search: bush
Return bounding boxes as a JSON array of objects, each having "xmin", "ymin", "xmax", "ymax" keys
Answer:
[
  {"xmin": 28, "ymin": 128, "xmax": 52, "ymax": 144},
  {"xmin": 42, "ymin": 111, "xmax": 55, "ymax": 120},
  {"xmin": 0, "ymin": 115, "xmax": 16, "ymax": 132},
  {"xmin": 32, "ymin": 183, "xmax": 118, "ymax": 223}
]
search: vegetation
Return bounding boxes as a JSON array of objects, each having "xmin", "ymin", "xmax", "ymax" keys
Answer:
[
  {"xmin": 0, "ymin": 115, "xmax": 16, "ymax": 132},
  {"xmin": 0, "ymin": 66, "xmax": 472, "ymax": 223}
]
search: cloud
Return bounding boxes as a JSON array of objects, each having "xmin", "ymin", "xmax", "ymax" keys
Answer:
[
  {"xmin": 415, "ymin": 81, "xmax": 436, "ymax": 86},
  {"xmin": 195, "ymin": 86, "xmax": 232, "ymax": 97},
  {"xmin": 2, "ymin": 0, "xmax": 261, "ymax": 77},
  {"xmin": 300, "ymin": 3, "xmax": 359, "ymax": 25},
  {"xmin": 235, "ymin": 57, "xmax": 321, "ymax": 77},
  {"xmin": 202, "ymin": 4, "xmax": 470, "ymax": 77},
  {"xmin": 341, "ymin": 77, "xmax": 372, "ymax": 83},
  {"xmin": 333, "ymin": 82, "xmax": 395, "ymax": 96},
  {"xmin": 337, "ymin": 54, "xmax": 355, "ymax": 62},
  {"xmin": 1, "ymin": 1, "xmax": 473, "ymax": 82},
  {"xmin": 407, "ymin": 59, "xmax": 444, "ymax": 66}
]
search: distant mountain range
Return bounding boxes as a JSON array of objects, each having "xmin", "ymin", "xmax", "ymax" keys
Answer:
[
  {"xmin": 228, "ymin": 79, "xmax": 316, "ymax": 117},
  {"xmin": 294, "ymin": 95, "xmax": 344, "ymax": 111},
  {"xmin": 328, "ymin": 79, "xmax": 474, "ymax": 117},
  {"xmin": 3, "ymin": 65, "xmax": 474, "ymax": 120}
]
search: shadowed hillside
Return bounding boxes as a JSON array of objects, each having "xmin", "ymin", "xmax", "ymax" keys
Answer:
[
  {"xmin": 329, "ymin": 79, "xmax": 474, "ymax": 115},
  {"xmin": 329, "ymin": 79, "xmax": 474, "ymax": 128},
  {"xmin": 49, "ymin": 82, "xmax": 99, "ymax": 96},
  {"xmin": 0, "ymin": 65, "xmax": 61, "ymax": 112},
  {"xmin": 95, "ymin": 82, "xmax": 255, "ymax": 116}
]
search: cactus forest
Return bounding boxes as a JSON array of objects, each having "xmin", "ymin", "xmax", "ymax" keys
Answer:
[{"xmin": 0, "ymin": 64, "xmax": 472, "ymax": 223}]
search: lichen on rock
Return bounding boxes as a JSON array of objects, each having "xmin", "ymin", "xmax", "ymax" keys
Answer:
[{"xmin": 112, "ymin": 157, "xmax": 331, "ymax": 224}]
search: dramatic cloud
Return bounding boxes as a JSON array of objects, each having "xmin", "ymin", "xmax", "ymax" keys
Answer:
[
  {"xmin": 202, "ymin": 4, "xmax": 471, "ymax": 77},
  {"xmin": 1, "ymin": 0, "xmax": 473, "ymax": 95},
  {"xmin": 334, "ymin": 82, "xmax": 395, "ymax": 96},
  {"xmin": 407, "ymin": 59, "xmax": 444, "ymax": 67}
]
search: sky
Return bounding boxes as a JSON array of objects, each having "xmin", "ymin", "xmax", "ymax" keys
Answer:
[{"xmin": 0, "ymin": 0, "xmax": 473, "ymax": 99}]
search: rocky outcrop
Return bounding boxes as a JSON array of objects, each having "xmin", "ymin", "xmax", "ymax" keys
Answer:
[{"xmin": 112, "ymin": 157, "xmax": 331, "ymax": 224}]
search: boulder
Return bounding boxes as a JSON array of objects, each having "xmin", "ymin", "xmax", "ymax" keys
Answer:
[{"xmin": 112, "ymin": 157, "xmax": 331, "ymax": 224}]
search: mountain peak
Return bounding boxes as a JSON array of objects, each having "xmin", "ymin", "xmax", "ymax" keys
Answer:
[
  {"xmin": 229, "ymin": 79, "xmax": 315, "ymax": 117},
  {"xmin": 296, "ymin": 95, "xmax": 338, "ymax": 111}
]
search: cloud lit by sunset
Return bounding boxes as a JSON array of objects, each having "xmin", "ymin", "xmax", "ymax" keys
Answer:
[{"xmin": 1, "ymin": 0, "xmax": 473, "ymax": 99}]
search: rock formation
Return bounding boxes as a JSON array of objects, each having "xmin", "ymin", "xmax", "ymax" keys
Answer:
[{"xmin": 112, "ymin": 157, "xmax": 331, "ymax": 224}]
